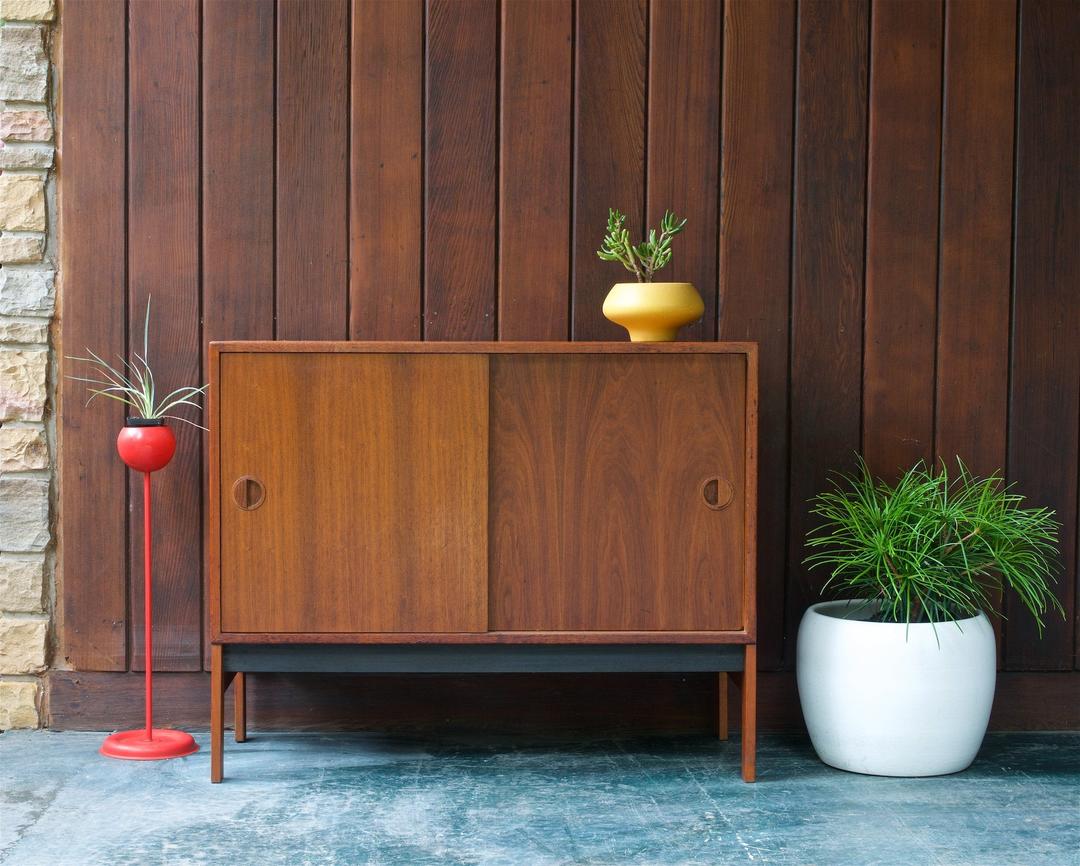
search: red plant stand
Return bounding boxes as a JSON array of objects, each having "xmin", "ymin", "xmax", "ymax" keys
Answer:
[{"xmin": 101, "ymin": 421, "xmax": 198, "ymax": 761}]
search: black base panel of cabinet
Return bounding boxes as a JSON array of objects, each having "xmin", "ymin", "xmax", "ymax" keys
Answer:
[{"xmin": 222, "ymin": 644, "xmax": 748, "ymax": 674}]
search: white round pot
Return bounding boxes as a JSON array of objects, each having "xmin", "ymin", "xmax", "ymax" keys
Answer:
[{"xmin": 796, "ymin": 600, "xmax": 996, "ymax": 777}]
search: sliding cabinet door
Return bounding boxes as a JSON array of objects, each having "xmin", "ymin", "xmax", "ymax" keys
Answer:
[
  {"xmin": 490, "ymin": 353, "xmax": 747, "ymax": 632},
  {"xmin": 219, "ymin": 352, "xmax": 488, "ymax": 634}
]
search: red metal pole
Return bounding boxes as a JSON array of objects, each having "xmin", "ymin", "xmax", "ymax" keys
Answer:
[
  {"xmin": 100, "ymin": 428, "xmax": 196, "ymax": 759},
  {"xmin": 144, "ymin": 470, "xmax": 153, "ymax": 741}
]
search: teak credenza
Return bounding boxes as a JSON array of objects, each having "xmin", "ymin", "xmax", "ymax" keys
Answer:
[{"xmin": 209, "ymin": 342, "xmax": 758, "ymax": 782}]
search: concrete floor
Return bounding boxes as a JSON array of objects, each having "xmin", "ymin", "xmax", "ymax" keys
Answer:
[{"xmin": 1, "ymin": 731, "xmax": 1077, "ymax": 866}]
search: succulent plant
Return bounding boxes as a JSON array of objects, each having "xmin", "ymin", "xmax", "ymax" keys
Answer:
[{"xmin": 596, "ymin": 208, "xmax": 687, "ymax": 282}]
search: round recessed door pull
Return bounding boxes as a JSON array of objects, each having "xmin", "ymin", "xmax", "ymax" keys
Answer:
[
  {"xmin": 233, "ymin": 476, "xmax": 266, "ymax": 511},
  {"xmin": 701, "ymin": 477, "xmax": 734, "ymax": 511}
]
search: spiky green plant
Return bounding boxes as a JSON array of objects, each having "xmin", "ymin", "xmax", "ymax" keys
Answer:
[
  {"xmin": 596, "ymin": 208, "xmax": 687, "ymax": 282},
  {"xmin": 804, "ymin": 458, "xmax": 1063, "ymax": 631},
  {"xmin": 66, "ymin": 297, "xmax": 208, "ymax": 430}
]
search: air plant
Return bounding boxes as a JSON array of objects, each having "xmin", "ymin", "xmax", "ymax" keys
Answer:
[
  {"xmin": 596, "ymin": 208, "xmax": 688, "ymax": 282},
  {"xmin": 66, "ymin": 298, "xmax": 208, "ymax": 430}
]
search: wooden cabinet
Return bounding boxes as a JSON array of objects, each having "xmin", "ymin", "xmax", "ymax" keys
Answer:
[{"xmin": 209, "ymin": 342, "xmax": 757, "ymax": 782}]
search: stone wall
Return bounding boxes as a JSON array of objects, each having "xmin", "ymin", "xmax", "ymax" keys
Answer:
[{"xmin": 0, "ymin": 0, "xmax": 54, "ymax": 729}]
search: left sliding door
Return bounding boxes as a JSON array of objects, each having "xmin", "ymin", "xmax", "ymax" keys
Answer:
[{"xmin": 218, "ymin": 352, "xmax": 488, "ymax": 635}]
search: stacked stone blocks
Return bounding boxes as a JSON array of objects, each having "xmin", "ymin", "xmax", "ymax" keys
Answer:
[{"xmin": 0, "ymin": 0, "xmax": 54, "ymax": 730}]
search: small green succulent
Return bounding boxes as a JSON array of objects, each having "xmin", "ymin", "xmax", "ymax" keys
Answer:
[{"xmin": 596, "ymin": 208, "xmax": 687, "ymax": 282}]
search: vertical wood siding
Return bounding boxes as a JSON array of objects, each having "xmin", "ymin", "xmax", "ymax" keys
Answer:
[
  {"xmin": 785, "ymin": 0, "xmax": 868, "ymax": 654},
  {"xmin": 861, "ymin": 0, "xmax": 941, "ymax": 478},
  {"xmin": 1006, "ymin": 0, "xmax": 1079, "ymax": 669},
  {"xmin": 276, "ymin": 0, "xmax": 350, "ymax": 340},
  {"xmin": 350, "ymin": 0, "xmax": 424, "ymax": 340},
  {"xmin": 126, "ymin": 0, "xmax": 203, "ymax": 671},
  {"xmin": 59, "ymin": 0, "xmax": 128, "ymax": 671},
  {"xmin": 498, "ymin": 0, "xmax": 572, "ymax": 341},
  {"xmin": 425, "ymin": 0, "xmax": 499, "ymax": 340},
  {"xmin": 61, "ymin": 0, "xmax": 1080, "ymax": 682}
]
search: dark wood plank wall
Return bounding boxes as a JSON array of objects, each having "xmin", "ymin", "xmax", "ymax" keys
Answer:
[
  {"xmin": 351, "ymin": 0, "xmax": 424, "ymax": 339},
  {"xmin": 58, "ymin": 0, "xmax": 128, "ymax": 672},
  {"xmin": 58, "ymin": 0, "xmax": 1080, "ymax": 727},
  {"xmin": 126, "ymin": 0, "xmax": 203, "ymax": 672},
  {"xmin": 784, "ymin": 0, "xmax": 869, "ymax": 656},
  {"xmin": 1006, "ymin": 0, "xmax": 1079, "ymax": 668}
]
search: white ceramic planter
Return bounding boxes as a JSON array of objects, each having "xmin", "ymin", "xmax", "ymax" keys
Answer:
[{"xmin": 796, "ymin": 600, "xmax": 996, "ymax": 777}]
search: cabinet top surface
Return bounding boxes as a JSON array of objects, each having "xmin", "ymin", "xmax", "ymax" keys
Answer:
[{"xmin": 211, "ymin": 341, "xmax": 757, "ymax": 355}]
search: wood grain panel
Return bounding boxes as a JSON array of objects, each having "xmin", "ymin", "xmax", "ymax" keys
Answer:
[
  {"xmin": 646, "ymin": 0, "xmax": 721, "ymax": 341},
  {"xmin": 202, "ymin": 0, "xmax": 275, "ymax": 345},
  {"xmin": 498, "ymin": 0, "xmax": 573, "ymax": 340},
  {"xmin": 785, "ymin": 0, "xmax": 869, "ymax": 658},
  {"xmin": 219, "ymin": 353, "xmax": 488, "ymax": 633},
  {"xmin": 58, "ymin": 0, "xmax": 128, "ymax": 671},
  {"xmin": 127, "ymin": 0, "xmax": 202, "ymax": 672},
  {"xmin": 719, "ymin": 0, "xmax": 795, "ymax": 668},
  {"xmin": 276, "ymin": 0, "xmax": 349, "ymax": 339},
  {"xmin": 490, "ymin": 354, "xmax": 746, "ymax": 631},
  {"xmin": 350, "ymin": 0, "xmax": 423, "ymax": 339},
  {"xmin": 1006, "ymin": 0, "xmax": 1079, "ymax": 670},
  {"xmin": 935, "ymin": 0, "xmax": 1015, "ymax": 479},
  {"xmin": 862, "ymin": 0, "xmax": 942, "ymax": 478},
  {"xmin": 425, "ymin": 0, "xmax": 498, "ymax": 340},
  {"xmin": 202, "ymin": 0, "xmax": 276, "ymax": 669},
  {"xmin": 572, "ymin": 0, "xmax": 647, "ymax": 340}
]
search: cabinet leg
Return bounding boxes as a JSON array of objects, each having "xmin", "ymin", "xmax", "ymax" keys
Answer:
[
  {"xmin": 741, "ymin": 644, "xmax": 757, "ymax": 783},
  {"xmin": 718, "ymin": 672, "xmax": 729, "ymax": 741},
  {"xmin": 211, "ymin": 645, "xmax": 224, "ymax": 783},
  {"xmin": 234, "ymin": 673, "xmax": 247, "ymax": 743}
]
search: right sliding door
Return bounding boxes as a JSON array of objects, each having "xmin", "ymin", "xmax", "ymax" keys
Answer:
[{"xmin": 489, "ymin": 352, "xmax": 747, "ymax": 632}]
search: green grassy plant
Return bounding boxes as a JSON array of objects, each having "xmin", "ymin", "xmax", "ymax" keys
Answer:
[
  {"xmin": 67, "ymin": 298, "xmax": 208, "ymax": 430},
  {"xmin": 804, "ymin": 458, "xmax": 1062, "ymax": 631}
]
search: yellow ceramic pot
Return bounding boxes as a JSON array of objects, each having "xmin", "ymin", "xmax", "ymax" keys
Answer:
[{"xmin": 602, "ymin": 282, "xmax": 705, "ymax": 342}]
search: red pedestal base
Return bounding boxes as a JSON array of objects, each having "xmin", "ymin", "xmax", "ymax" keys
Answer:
[{"xmin": 100, "ymin": 729, "xmax": 199, "ymax": 761}]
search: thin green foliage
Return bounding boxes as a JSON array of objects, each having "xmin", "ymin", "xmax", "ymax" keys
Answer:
[
  {"xmin": 66, "ymin": 297, "xmax": 208, "ymax": 430},
  {"xmin": 596, "ymin": 208, "xmax": 687, "ymax": 282},
  {"xmin": 804, "ymin": 457, "xmax": 1063, "ymax": 632}
]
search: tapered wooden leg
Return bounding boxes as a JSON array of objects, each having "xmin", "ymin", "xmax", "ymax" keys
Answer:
[
  {"xmin": 741, "ymin": 644, "xmax": 757, "ymax": 782},
  {"xmin": 234, "ymin": 672, "xmax": 247, "ymax": 743},
  {"xmin": 718, "ymin": 672, "xmax": 729, "ymax": 740},
  {"xmin": 211, "ymin": 644, "xmax": 224, "ymax": 783}
]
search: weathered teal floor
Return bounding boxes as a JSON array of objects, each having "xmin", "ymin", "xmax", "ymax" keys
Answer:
[{"xmin": 1, "ymin": 731, "xmax": 1077, "ymax": 865}]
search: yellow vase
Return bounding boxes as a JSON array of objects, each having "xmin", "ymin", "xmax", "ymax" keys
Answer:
[{"xmin": 602, "ymin": 282, "xmax": 705, "ymax": 342}]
